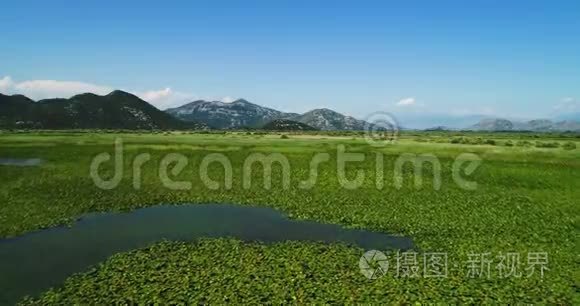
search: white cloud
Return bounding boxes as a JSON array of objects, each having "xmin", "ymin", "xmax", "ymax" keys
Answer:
[
  {"xmin": 221, "ymin": 96, "xmax": 236, "ymax": 103},
  {"xmin": 136, "ymin": 87, "xmax": 197, "ymax": 110},
  {"xmin": 448, "ymin": 107, "xmax": 495, "ymax": 116},
  {"xmin": 0, "ymin": 75, "xmax": 113, "ymax": 100},
  {"xmin": 139, "ymin": 87, "xmax": 172, "ymax": 102},
  {"xmin": 13, "ymin": 79, "xmax": 112, "ymax": 100},
  {"xmin": 0, "ymin": 75, "xmax": 235, "ymax": 110},
  {"xmin": 0, "ymin": 76, "xmax": 14, "ymax": 91},
  {"xmin": 561, "ymin": 97, "xmax": 574, "ymax": 103},
  {"xmin": 396, "ymin": 97, "xmax": 416, "ymax": 107},
  {"xmin": 554, "ymin": 97, "xmax": 578, "ymax": 112}
]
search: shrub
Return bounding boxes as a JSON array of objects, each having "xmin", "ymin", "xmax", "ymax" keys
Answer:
[
  {"xmin": 562, "ymin": 141, "xmax": 577, "ymax": 150},
  {"xmin": 450, "ymin": 137, "xmax": 462, "ymax": 144},
  {"xmin": 504, "ymin": 140, "xmax": 514, "ymax": 147},
  {"xmin": 460, "ymin": 137, "xmax": 471, "ymax": 144},
  {"xmin": 516, "ymin": 140, "xmax": 532, "ymax": 147},
  {"xmin": 280, "ymin": 134, "xmax": 289, "ymax": 139},
  {"xmin": 535, "ymin": 141, "xmax": 559, "ymax": 148},
  {"xmin": 471, "ymin": 137, "xmax": 483, "ymax": 145},
  {"xmin": 484, "ymin": 139, "xmax": 496, "ymax": 145}
]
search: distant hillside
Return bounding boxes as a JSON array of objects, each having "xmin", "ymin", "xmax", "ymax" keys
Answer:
[
  {"xmin": 514, "ymin": 119, "xmax": 553, "ymax": 131},
  {"xmin": 469, "ymin": 118, "xmax": 580, "ymax": 132},
  {"xmin": 0, "ymin": 94, "xmax": 36, "ymax": 125},
  {"xmin": 552, "ymin": 120, "xmax": 580, "ymax": 131},
  {"xmin": 424, "ymin": 126, "xmax": 454, "ymax": 131},
  {"xmin": 287, "ymin": 108, "xmax": 368, "ymax": 131},
  {"xmin": 166, "ymin": 99, "xmax": 298, "ymax": 129},
  {"xmin": 470, "ymin": 118, "xmax": 514, "ymax": 131},
  {"xmin": 0, "ymin": 91, "xmax": 205, "ymax": 130},
  {"xmin": 262, "ymin": 119, "xmax": 317, "ymax": 131},
  {"xmin": 166, "ymin": 99, "xmax": 372, "ymax": 130}
]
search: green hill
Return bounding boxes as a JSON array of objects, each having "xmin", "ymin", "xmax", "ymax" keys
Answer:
[
  {"xmin": 0, "ymin": 91, "xmax": 205, "ymax": 130},
  {"xmin": 262, "ymin": 119, "xmax": 317, "ymax": 131}
]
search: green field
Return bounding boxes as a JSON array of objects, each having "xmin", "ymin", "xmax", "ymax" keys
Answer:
[{"xmin": 1, "ymin": 131, "xmax": 578, "ymax": 304}]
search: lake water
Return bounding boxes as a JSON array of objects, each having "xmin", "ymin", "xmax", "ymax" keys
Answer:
[
  {"xmin": 0, "ymin": 158, "xmax": 43, "ymax": 166},
  {"xmin": 0, "ymin": 204, "xmax": 414, "ymax": 304}
]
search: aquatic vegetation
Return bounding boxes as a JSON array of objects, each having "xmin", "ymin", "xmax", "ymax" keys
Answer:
[
  {"xmin": 535, "ymin": 141, "xmax": 560, "ymax": 148},
  {"xmin": 1, "ymin": 205, "xmax": 413, "ymax": 304},
  {"xmin": 562, "ymin": 141, "xmax": 577, "ymax": 150},
  {"xmin": 0, "ymin": 131, "xmax": 578, "ymax": 303}
]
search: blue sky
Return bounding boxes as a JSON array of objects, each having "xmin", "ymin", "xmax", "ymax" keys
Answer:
[{"xmin": 1, "ymin": 0, "xmax": 579, "ymax": 125}]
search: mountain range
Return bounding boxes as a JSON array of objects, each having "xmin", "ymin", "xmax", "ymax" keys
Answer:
[
  {"xmin": 165, "ymin": 99, "xmax": 296, "ymax": 129},
  {"xmin": 1, "ymin": 90, "xmax": 579, "ymax": 132},
  {"xmin": 166, "ymin": 99, "xmax": 369, "ymax": 130},
  {"xmin": 262, "ymin": 119, "xmax": 318, "ymax": 131},
  {"xmin": 0, "ymin": 91, "xmax": 205, "ymax": 130},
  {"xmin": 469, "ymin": 118, "xmax": 580, "ymax": 132},
  {"xmin": 0, "ymin": 91, "xmax": 369, "ymax": 131}
]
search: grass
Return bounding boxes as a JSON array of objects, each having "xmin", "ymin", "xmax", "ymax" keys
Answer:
[{"xmin": 0, "ymin": 131, "xmax": 578, "ymax": 303}]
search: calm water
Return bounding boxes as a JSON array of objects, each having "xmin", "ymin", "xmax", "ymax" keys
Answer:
[
  {"xmin": 0, "ymin": 204, "xmax": 413, "ymax": 304},
  {"xmin": 0, "ymin": 158, "xmax": 42, "ymax": 166}
]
